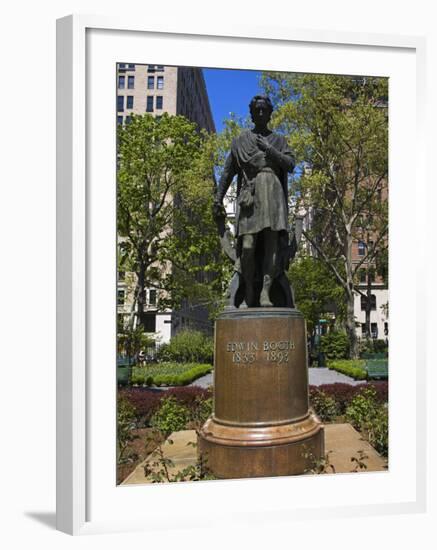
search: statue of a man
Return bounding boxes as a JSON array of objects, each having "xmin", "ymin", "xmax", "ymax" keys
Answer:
[{"xmin": 213, "ymin": 95, "xmax": 297, "ymax": 308}]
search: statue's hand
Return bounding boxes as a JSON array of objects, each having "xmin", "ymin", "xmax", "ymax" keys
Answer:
[{"xmin": 256, "ymin": 134, "xmax": 270, "ymax": 152}]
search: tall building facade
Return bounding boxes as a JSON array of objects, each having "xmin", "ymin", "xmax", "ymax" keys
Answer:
[{"xmin": 116, "ymin": 63, "xmax": 215, "ymax": 345}]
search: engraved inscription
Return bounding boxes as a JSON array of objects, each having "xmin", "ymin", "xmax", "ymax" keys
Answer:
[{"xmin": 225, "ymin": 340, "xmax": 295, "ymax": 364}]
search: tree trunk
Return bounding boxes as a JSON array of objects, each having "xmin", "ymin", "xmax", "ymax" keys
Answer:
[
  {"xmin": 365, "ymin": 270, "xmax": 372, "ymax": 340},
  {"xmin": 345, "ymin": 232, "xmax": 358, "ymax": 358},
  {"xmin": 136, "ymin": 266, "xmax": 146, "ymax": 331},
  {"xmin": 345, "ymin": 289, "xmax": 358, "ymax": 359}
]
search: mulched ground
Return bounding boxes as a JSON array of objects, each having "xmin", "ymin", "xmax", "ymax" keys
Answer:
[{"xmin": 117, "ymin": 427, "xmax": 164, "ymax": 485}]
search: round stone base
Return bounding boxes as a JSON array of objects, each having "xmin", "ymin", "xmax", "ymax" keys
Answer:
[{"xmin": 198, "ymin": 412, "xmax": 324, "ymax": 479}]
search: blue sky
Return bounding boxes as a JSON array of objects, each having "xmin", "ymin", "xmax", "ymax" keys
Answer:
[{"xmin": 203, "ymin": 68, "xmax": 263, "ymax": 133}]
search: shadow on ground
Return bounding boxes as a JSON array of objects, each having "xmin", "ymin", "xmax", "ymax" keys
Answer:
[{"xmin": 24, "ymin": 511, "xmax": 56, "ymax": 530}]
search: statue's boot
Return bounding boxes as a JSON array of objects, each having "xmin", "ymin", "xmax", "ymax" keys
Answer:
[{"xmin": 260, "ymin": 275, "xmax": 273, "ymax": 307}]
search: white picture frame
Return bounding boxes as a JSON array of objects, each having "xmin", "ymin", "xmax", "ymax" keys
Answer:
[{"xmin": 56, "ymin": 14, "xmax": 427, "ymax": 536}]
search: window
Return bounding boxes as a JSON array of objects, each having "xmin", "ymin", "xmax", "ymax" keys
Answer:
[
  {"xmin": 156, "ymin": 65, "xmax": 164, "ymax": 71},
  {"xmin": 156, "ymin": 96, "xmax": 163, "ymax": 109},
  {"xmin": 118, "ymin": 63, "xmax": 126, "ymax": 70},
  {"xmin": 117, "ymin": 289, "xmax": 125, "ymax": 306},
  {"xmin": 128, "ymin": 63, "xmax": 135, "ymax": 69},
  {"xmin": 117, "ymin": 95, "xmax": 124, "ymax": 111},
  {"xmin": 118, "ymin": 75, "xmax": 125, "ymax": 89},
  {"xmin": 371, "ymin": 323, "xmax": 378, "ymax": 338},
  {"xmin": 384, "ymin": 322, "xmax": 389, "ymax": 336},
  {"xmin": 148, "ymin": 65, "xmax": 156, "ymax": 72},
  {"xmin": 361, "ymin": 323, "xmax": 367, "ymax": 335},
  {"xmin": 126, "ymin": 96, "xmax": 134, "ymax": 109},
  {"xmin": 143, "ymin": 314, "xmax": 156, "ymax": 333},
  {"xmin": 118, "ymin": 271, "xmax": 125, "ymax": 281},
  {"xmin": 147, "ymin": 76, "xmax": 154, "ymax": 89},
  {"xmin": 117, "ymin": 116, "xmax": 123, "ymax": 125},
  {"xmin": 358, "ymin": 241, "xmax": 366, "ymax": 256},
  {"xmin": 157, "ymin": 76, "xmax": 164, "ymax": 89},
  {"xmin": 360, "ymin": 294, "xmax": 377, "ymax": 311},
  {"xmin": 146, "ymin": 96, "xmax": 154, "ymax": 112},
  {"xmin": 149, "ymin": 289, "xmax": 157, "ymax": 306},
  {"xmin": 128, "ymin": 75, "xmax": 135, "ymax": 89},
  {"xmin": 125, "ymin": 116, "xmax": 132, "ymax": 124}
]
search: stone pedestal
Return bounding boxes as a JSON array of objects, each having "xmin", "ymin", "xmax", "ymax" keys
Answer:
[{"xmin": 198, "ymin": 307, "xmax": 324, "ymax": 479}]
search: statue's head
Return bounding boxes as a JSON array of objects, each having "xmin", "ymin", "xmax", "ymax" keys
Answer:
[{"xmin": 249, "ymin": 95, "xmax": 273, "ymax": 126}]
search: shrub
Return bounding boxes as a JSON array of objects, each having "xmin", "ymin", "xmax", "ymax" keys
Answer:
[
  {"xmin": 365, "ymin": 405, "xmax": 388, "ymax": 456},
  {"xmin": 320, "ymin": 332, "xmax": 350, "ymax": 360},
  {"xmin": 345, "ymin": 386, "xmax": 389, "ymax": 456},
  {"xmin": 309, "ymin": 388, "xmax": 340, "ymax": 421},
  {"xmin": 327, "ymin": 359, "xmax": 367, "ymax": 380},
  {"xmin": 119, "ymin": 385, "xmax": 214, "ymax": 427},
  {"xmin": 310, "ymin": 382, "xmax": 388, "ymax": 415},
  {"xmin": 118, "ymin": 387, "xmax": 163, "ymax": 426},
  {"xmin": 190, "ymin": 396, "xmax": 213, "ymax": 428},
  {"xmin": 131, "ymin": 362, "xmax": 212, "ymax": 387},
  {"xmin": 165, "ymin": 385, "xmax": 213, "ymax": 408},
  {"xmin": 157, "ymin": 330, "xmax": 214, "ymax": 364},
  {"xmin": 345, "ymin": 386, "xmax": 379, "ymax": 428},
  {"xmin": 150, "ymin": 397, "xmax": 190, "ymax": 436},
  {"xmin": 117, "ymin": 396, "xmax": 137, "ymax": 463},
  {"xmin": 359, "ymin": 338, "xmax": 388, "ymax": 357}
]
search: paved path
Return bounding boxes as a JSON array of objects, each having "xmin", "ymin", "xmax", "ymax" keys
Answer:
[
  {"xmin": 122, "ymin": 424, "xmax": 387, "ymax": 484},
  {"xmin": 190, "ymin": 368, "xmax": 363, "ymax": 389},
  {"xmin": 308, "ymin": 367, "xmax": 364, "ymax": 386}
]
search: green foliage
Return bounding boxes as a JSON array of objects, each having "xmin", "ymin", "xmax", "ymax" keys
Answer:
[
  {"xmin": 261, "ymin": 73, "xmax": 388, "ymax": 358},
  {"xmin": 117, "ymin": 326, "xmax": 155, "ymax": 358},
  {"xmin": 157, "ymin": 330, "xmax": 214, "ymax": 364},
  {"xmin": 190, "ymin": 397, "xmax": 214, "ymax": 430},
  {"xmin": 345, "ymin": 387, "xmax": 388, "ymax": 456},
  {"xmin": 117, "ymin": 113, "xmax": 227, "ymax": 327},
  {"xmin": 131, "ymin": 363, "xmax": 212, "ymax": 387},
  {"xmin": 365, "ymin": 405, "xmax": 389, "ymax": 456},
  {"xmin": 302, "ymin": 448, "xmax": 336, "ymax": 475},
  {"xmin": 320, "ymin": 332, "xmax": 350, "ymax": 360},
  {"xmin": 288, "ymin": 255, "xmax": 346, "ymax": 334},
  {"xmin": 309, "ymin": 389, "xmax": 341, "ymax": 421},
  {"xmin": 150, "ymin": 397, "xmax": 190, "ymax": 436},
  {"xmin": 143, "ymin": 433, "xmax": 216, "ymax": 482},
  {"xmin": 327, "ymin": 359, "xmax": 367, "ymax": 380},
  {"xmin": 117, "ymin": 396, "xmax": 137, "ymax": 463},
  {"xmin": 359, "ymin": 338, "xmax": 388, "ymax": 357}
]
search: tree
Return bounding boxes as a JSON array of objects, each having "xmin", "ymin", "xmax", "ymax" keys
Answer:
[
  {"xmin": 117, "ymin": 113, "xmax": 226, "ymax": 330},
  {"xmin": 262, "ymin": 73, "xmax": 388, "ymax": 357},
  {"xmin": 288, "ymin": 254, "xmax": 346, "ymax": 336}
]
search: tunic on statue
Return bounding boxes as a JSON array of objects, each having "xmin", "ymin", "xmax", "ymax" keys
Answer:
[{"xmin": 217, "ymin": 129, "xmax": 295, "ymax": 237}]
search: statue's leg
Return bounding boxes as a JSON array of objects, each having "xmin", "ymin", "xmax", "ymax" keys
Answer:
[
  {"xmin": 260, "ymin": 229, "xmax": 277, "ymax": 307},
  {"xmin": 241, "ymin": 234, "xmax": 256, "ymax": 307}
]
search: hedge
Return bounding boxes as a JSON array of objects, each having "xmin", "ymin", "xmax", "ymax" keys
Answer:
[
  {"xmin": 131, "ymin": 362, "xmax": 212, "ymax": 387},
  {"xmin": 327, "ymin": 359, "xmax": 367, "ymax": 380}
]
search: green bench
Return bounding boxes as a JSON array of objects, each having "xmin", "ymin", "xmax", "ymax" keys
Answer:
[
  {"xmin": 361, "ymin": 352, "xmax": 387, "ymax": 360},
  {"xmin": 117, "ymin": 355, "xmax": 135, "ymax": 386},
  {"xmin": 365, "ymin": 359, "xmax": 388, "ymax": 380}
]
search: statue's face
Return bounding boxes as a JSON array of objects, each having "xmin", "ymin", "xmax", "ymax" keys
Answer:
[{"xmin": 251, "ymin": 100, "xmax": 271, "ymax": 126}]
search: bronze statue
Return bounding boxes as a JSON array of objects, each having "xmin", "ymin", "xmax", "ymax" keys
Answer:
[{"xmin": 213, "ymin": 95, "xmax": 301, "ymax": 308}]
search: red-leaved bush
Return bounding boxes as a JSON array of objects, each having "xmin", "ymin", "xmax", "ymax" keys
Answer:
[
  {"xmin": 118, "ymin": 385, "xmax": 213, "ymax": 427},
  {"xmin": 309, "ymin": 382, "xmax": 388, "ymax": 415}
]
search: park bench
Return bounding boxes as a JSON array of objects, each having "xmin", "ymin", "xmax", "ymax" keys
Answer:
[
  {"xmin": 117, "ymin": 355, "xmax": 135, "ymax": 385},
  {"xmin": 365, "ymin": 359, "xmax": 388, "ymax": 380},
  {"xmin": 361, "ymin": 352, "xmax": 387, "ymax": 360}
]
